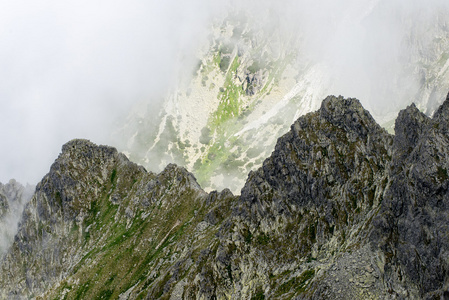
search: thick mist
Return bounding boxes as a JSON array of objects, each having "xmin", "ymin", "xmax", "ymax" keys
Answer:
[
  {"xmin": 1, "ymin": 0, "xmax": 449, "ymax": 184},
  {"xmin": 0, "ymin": 1, "xmax": 225, "ymax": 184},
  {"xmin": 240, "ymin": 0, "xmax": 449, "ymax": 116}
]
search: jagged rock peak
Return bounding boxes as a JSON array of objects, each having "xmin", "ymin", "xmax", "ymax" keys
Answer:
[
  {"xmin": 48, "ymin": 138, "xmax": 143, "ymax": 188},
  {"xmin": 318, "ymin": 95, "xmax": 382, "ymax": 136},
  {"xmin": 395, "ymin": 102, "xmax": 429, "ymax": 130},
  {"xmin": 320, "ymin": 95, "xmax": 365, "ymax": 115},
  {"xmin": 240, "ymin": 95, "xmax": 392, "ymax": 224},
  {"xmin": 393, "ymin": 102, "xmax": 430, "ymax": 162},
  {"xmin": 432, "ymin": 91, "xmax": 449, "ymax": 135},
  {"xmin": 61, "ymin": 138, "xmax": 98, "ymax": 151},
  {"xmin": 59, "ymin": 138, "xmax": 123, "ymax": 162},
  {"xmin": 33, "ymin": 139, "xmax": 147, "ymax": 223},
  {"xmin": 433, "ymin": 91, "xmax": 449, "ymax": 120},
  {"xmin": 158, "ymin": 163, "xmax": 204, "ymax": 192}
]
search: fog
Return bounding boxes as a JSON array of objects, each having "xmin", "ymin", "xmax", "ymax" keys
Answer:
[
  {"xmin": 0, "ymin": 0, "xmax": 225, "ymax": 184},
  {"xmin": 1, "ymin": 0, "xmax": 449, "ymax": 184},
  {"xmin": 247, "ymin": 0, "xmax": 449, "ymax": 116}
]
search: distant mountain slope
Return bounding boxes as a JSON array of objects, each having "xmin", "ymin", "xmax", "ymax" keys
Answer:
[
  {"xmin": 2, "ymin": 94, "xmax": 449, "ymax": 299},
  {"xmin": 115, "ymin": 3, "xmax": 449, "ymax": 193},
  {"xmin": 116, "ymin": 12, "xmax": 324, "ymax": 193}
]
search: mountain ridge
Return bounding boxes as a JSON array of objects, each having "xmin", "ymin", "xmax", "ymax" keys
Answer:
[{"xmin": 1, "ymin": 94, "xmax": 449, "ymax": 298}]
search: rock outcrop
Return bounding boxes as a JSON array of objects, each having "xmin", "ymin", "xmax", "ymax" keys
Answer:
[{"xmin": 1, "ymin": 95, "xmax": 449, "ymax": 299}]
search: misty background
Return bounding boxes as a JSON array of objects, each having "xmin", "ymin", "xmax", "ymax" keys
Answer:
[
  {"xmin": 1, "ymin": 0, "xmax": 449, "ymax": 185},
  {"xmin": 0, "ymin": 0, "xmax": 226, "ymax": 184}
]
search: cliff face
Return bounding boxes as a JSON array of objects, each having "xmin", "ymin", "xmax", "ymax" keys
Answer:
[
  {"xmin": 226, "ymin": 96, "xmax": 393, "ymax": 298},
  {"xmin": 1, "ymin": 95, "xmax": 449, "ymax": 299},
  {"xmin": 371, "ymin": 93, "xmax": 449, "ymax": 297}
]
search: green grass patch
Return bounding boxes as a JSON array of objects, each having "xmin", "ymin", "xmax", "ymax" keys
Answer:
[
  {"xmin": 97, "ymin": 289, "xmax": 114, "ymax": 299},
  {"xmin": 256, "ymin": 233, "xmax": 270, "ymax": 246},
  {"xmin": 251, "ymin": 287, "xmax": 265, "ymax": 300},
  {"xmin": 220, "ymin": 56, "xmax": 231, "ymax": 72},
  {"xmin": 438, "ymin": 52, "xmax": 449, "ymax": 66},
  {"xmin": 110, "ymin": 169, "xmax": 117, "ymax": 184}
]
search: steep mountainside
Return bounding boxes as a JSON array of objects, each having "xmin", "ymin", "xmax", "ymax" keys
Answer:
[
  {"xmin": 116, "ymin": 3, "xmax": 449, "ymax": 193},
  {"xmin": 116, "ymin": 12, "xmax": 319, "ymax": 193},
  {"xmin": 1, "ymin": 94, "xmax": 449, "ymax": 299}
]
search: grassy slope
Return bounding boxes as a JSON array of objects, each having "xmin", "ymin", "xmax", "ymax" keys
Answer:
[{"xmin": 41, "ymin": 164, "xmax": 236, "ymax": 300}]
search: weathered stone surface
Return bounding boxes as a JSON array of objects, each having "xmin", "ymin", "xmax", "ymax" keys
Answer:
[{"xmin": 371, "ymin": 94, "xmax": 449, "ymax": 299}]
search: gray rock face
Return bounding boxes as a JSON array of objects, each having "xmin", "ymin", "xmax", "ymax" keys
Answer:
[
  {"xmin": 241, "ymin": 96, "xmax": 391, "ymax": 213},
  {"xmin": 371, "ymin": 93, "xmax": 449, "ymax": 298},
  {"xmin": 1, "ymin": 95, "xmax": 449, "ymax": 299},
  {"xmin": 212, "ymin": 96, "xmax": 393, "ymax": 298}
]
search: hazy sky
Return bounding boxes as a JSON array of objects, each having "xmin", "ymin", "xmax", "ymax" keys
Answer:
[
  {"xmin": 0, "ymin": 1, "xmax": 224, "ymax": 184},
  {"xmin": 1, "ymin": 0, "xmax": 448, "ymax": 184}
]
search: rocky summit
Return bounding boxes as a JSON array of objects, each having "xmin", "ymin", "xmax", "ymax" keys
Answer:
[{"xmin": 1, "ymin": 94, "xmax": 449, "ymax": 299}]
